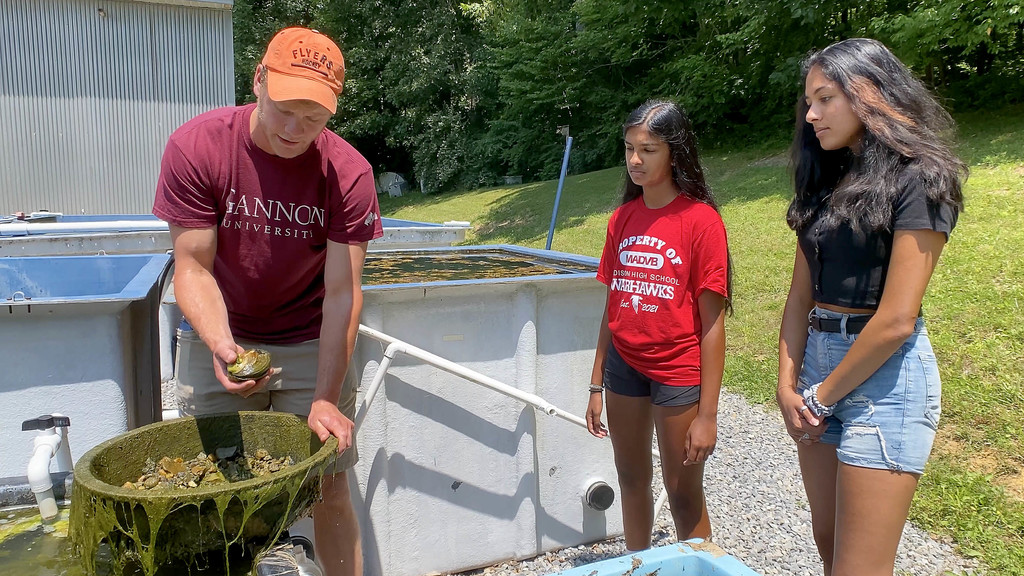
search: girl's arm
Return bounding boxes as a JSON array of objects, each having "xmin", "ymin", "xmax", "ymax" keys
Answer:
[
  {"xmin": 777, "ymin": 245, "xmax": 820, "ymax": 431},
  {"xmin": 586, "ymin": 289, "xmax": 612, "ymax": 438},
  {"xmin": 814, "ymin": 229, "xmax": 946, "ymax": 407},
  {"xmin": 685, "ymin": 289, "xmax": 726, "ymax": 464}
]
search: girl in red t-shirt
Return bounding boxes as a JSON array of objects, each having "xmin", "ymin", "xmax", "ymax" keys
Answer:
[{"xmin": 586, "ymin": 100, "xmax": 731, "ymax": 550}]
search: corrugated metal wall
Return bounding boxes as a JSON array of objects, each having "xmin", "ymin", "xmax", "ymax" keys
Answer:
[{"xmin": 0, "ymin": 0, "xmax": 233, "ymax": 215}]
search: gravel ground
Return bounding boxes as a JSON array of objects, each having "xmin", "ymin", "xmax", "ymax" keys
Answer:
[
  {"xmin": 161, "ymin": 378, "xmax": 181, "ymax": 415},
  {"xmin": 160, "ymin": 383, "xmax": 980, "ymax": 576},
  {"xmin": 452, "ymin": 391, "xmax": 981, "ymax": 576}
]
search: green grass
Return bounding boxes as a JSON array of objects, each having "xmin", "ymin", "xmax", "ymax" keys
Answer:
[{"xmin": 378, "ymin": 104, "xmax": 1024, "ymax": 574}]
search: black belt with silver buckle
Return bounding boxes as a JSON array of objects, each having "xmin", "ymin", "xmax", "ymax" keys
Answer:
[{"xmin": 809, "ymin": 314, "xmax": 871, "ymax": 334}]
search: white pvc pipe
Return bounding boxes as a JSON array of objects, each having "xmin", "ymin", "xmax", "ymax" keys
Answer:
[
  {"xmin": 356, "ymin": 325, "xmax": 560, "ymax": 418},
  {"xmin": 352, "ymin": 343, "xmax": 396, "ymax": 432},
  {"xmin": 53, "ymin": 426, "xmax": 72, "ymax": 473},
  {"xmin": 27, "ymin": 435, "xmax": 61, "ymax": 521},
  {"xmin": 25, "ymin": 414, "xmax": 72, "ymax": 522},
  {"xmin": 162, "ymin": 409, "xmax": 183, "ymax": 421},
  {"xmin": 0, "ymin": 220, "xmax": 168, "ymax": 237}
]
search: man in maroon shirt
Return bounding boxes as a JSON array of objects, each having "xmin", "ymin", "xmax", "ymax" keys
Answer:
[{"xmin": 153, "ymin": 27, "xmax": 382, "ymax": 576}]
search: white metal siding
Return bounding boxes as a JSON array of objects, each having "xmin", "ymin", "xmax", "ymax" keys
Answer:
[{"xmin": 0, "ymin": 0, "xmax": 233, "ymax": 215}]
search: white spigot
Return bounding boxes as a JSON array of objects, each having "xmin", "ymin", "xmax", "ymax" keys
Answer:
[{"xmin": 22, "ymin": 414, "xmax": 72, "ymax": 522}]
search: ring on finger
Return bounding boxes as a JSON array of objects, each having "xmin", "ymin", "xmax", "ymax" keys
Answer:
[
  {"xmin": 798, "ymin": 405, "xmax": 809, "ymax": 413},
  {"xmin": 799, "ymin": 433, "xmax": 810, "ymax": 441}
]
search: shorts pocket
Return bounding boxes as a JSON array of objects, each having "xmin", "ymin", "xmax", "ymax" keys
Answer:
[{"xmin": 916, "ymin": 351, "xmax": 942, "ymax": 429}]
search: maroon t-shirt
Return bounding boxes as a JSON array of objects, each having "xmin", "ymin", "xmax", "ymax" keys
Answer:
[
  {"xmin": 596, "ymin": 195, "xmax": 729, "ymax": 386},
  {"xmin": 153, "ymin": 104, "xmax": 383, "ymax": 344}
]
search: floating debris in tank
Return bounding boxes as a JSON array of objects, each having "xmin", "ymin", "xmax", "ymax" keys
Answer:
[
  {"xmin": 362, "ymin": 251, "xmax": 593, "ymax": 286},
  {"xmin": 122, "ymin": 448, "xmax": 294, "ymax": 490}
]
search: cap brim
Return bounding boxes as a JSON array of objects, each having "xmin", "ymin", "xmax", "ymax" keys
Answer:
[{"xmin": 265, "ymin": 70, "xmax": 338, "ymax": 114}]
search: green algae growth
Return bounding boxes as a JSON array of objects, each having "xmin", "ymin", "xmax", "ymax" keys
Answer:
[
  {"xmin": 362, "ymin": 250, "xmax": 593, "ymax": 286},
  {"xmin": 0, "ymin": 505, "xmax": 279, "ymax": 576},
  {"xmin": 0, "ymin": 507, "xmax": 92, "ymax": 576},
  {"xmin": 69, "ymin": 412, "xmax": 337, "ymax": 576}
]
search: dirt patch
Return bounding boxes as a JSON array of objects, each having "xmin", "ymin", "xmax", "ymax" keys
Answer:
[
  {"xmin": 968, "ymin": 451, "xmax": 1002, "ymax": 475},
  {"xmin": 933, "ymin": 427, "xmax": 1024, "ymax": 500},
  {"xmin": 998, "ymin": 472, "xmax": 1024, "ymax": 500},
  {"xmin": 931, "ymin": 426, "xmax": 964, "ymax": 458}
]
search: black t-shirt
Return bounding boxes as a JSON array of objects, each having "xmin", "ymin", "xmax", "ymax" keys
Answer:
[{"xmin": 797, "ymin": 179, "xmax": 958, "ymax": 309}]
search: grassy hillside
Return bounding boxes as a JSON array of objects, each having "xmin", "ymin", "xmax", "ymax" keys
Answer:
[{"xmin": 377, "ymin": 105, "xmax": 1024, "ymax": 574}]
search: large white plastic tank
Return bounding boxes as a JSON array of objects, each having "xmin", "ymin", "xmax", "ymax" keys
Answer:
[{"xmin": 351, "ymin": 245, "xmax": 622, "ymax": 576}]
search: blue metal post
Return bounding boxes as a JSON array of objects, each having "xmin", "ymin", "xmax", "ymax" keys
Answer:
[{"xmin": 545, "ymin": 136, "xmax": 574, "ymax": 251}]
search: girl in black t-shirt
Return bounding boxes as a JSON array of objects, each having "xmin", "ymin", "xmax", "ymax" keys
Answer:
[{"xmin": 776, "ymin": 38, "xmax": 966, "ymax": 576}]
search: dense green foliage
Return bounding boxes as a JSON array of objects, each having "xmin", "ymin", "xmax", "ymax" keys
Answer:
[{"xmin": 232, "ymin": 0, "xmax": 1023, "ymax": 191}]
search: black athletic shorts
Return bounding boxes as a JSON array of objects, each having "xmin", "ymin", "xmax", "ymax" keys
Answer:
[{"xmin": 603, "ymin": 342, "xmax": 700, "ymax": 407}]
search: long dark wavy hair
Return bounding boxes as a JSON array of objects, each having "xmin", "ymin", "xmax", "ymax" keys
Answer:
[
  {"xmin": 788, "ymin": 38, "xmax": 966, "ymax": 232},
  {"xmin": 621, "ymin": 99, "xmax": 733, "ymax": 313},
  {"xmin": 621, "ymin": 100, "xmax": 719, "ymax": 209}
]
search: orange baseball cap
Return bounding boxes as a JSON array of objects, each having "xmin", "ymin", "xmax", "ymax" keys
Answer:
[{"xmin": 261, "ymin": 27, "xmax": 345, "ymax": 113}]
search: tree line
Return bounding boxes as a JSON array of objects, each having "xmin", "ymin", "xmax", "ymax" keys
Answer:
[{"xmin": 233, "ymin": 0, "xmax": 1023, "ymax": 192}]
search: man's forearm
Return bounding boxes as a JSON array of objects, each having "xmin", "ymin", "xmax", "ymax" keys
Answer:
[
  {"xmin": 174, "ymin": 264, "xmax": 233, "ymax": 351},
  {"xmin": 314, "ymin": 289, "xmax": 362, "ymax": 404}
]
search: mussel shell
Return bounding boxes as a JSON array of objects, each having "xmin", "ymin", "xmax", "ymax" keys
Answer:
[{"xmin": 227, "ymin": 348, "xmax": 272, "ymax": 381}]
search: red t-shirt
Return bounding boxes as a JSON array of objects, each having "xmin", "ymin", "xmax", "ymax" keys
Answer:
[
  {"xmin": 596, "ymin": 195, "xmax": 729, "ymax": 386},
  {"xmin": 153, "ymin": 104, "xmax": 383, "ymax": 344}
]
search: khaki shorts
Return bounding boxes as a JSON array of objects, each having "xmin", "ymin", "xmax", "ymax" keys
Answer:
[{"xmin": 174, "ymin": 327, "xmax": 358, "ymax": 472}]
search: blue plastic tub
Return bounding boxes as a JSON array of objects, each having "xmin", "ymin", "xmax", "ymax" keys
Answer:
[
  {"xmin": 0, "ymin": 253, "xmax": 171, "ymax": 303},
  {"xmin": 545, "ymin": 541, "xmax": 760, "ymax": 576}
]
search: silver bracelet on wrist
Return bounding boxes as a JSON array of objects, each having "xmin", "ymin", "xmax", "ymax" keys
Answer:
[
  {"xmin": 588, "ymin": 385, "xmax": 604, "ymax": 394},
  {"xmin": 802, "ymin": 383, "xmax": 836, "ymax": 417}
]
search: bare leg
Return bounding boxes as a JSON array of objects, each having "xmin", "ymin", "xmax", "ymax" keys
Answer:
[
  {"xmin": 314, "ymin": 471, "xmax": 362, "ymax": 576},
  {"xmin": 653, "ymin": 402, "xmax": 710, "ymax": 540},
  {"xmin": 605, "ymin": 390, "xmax": 655, "ymax": 551},
  {"xmin": 798, "ymin": 442, "xmax": 839, "ymax": 576},
  {"xmin": 832, "ymin": 464, "xmax": 919, "ymax": 576}
]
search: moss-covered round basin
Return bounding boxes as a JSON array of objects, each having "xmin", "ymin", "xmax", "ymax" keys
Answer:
[{"xmin": 70, "ymin": 411, "xmax": 338, "ymax": 576}]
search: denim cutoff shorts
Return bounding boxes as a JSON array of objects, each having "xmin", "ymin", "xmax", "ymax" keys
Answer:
[{"xmin": 798, "ymin": 307, "xmax": 941, "ymax": 474}]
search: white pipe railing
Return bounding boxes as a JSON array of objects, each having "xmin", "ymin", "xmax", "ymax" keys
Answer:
[{"xmin": 354, "ymin": 324, "xmax": 670, "ymax": 518}]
